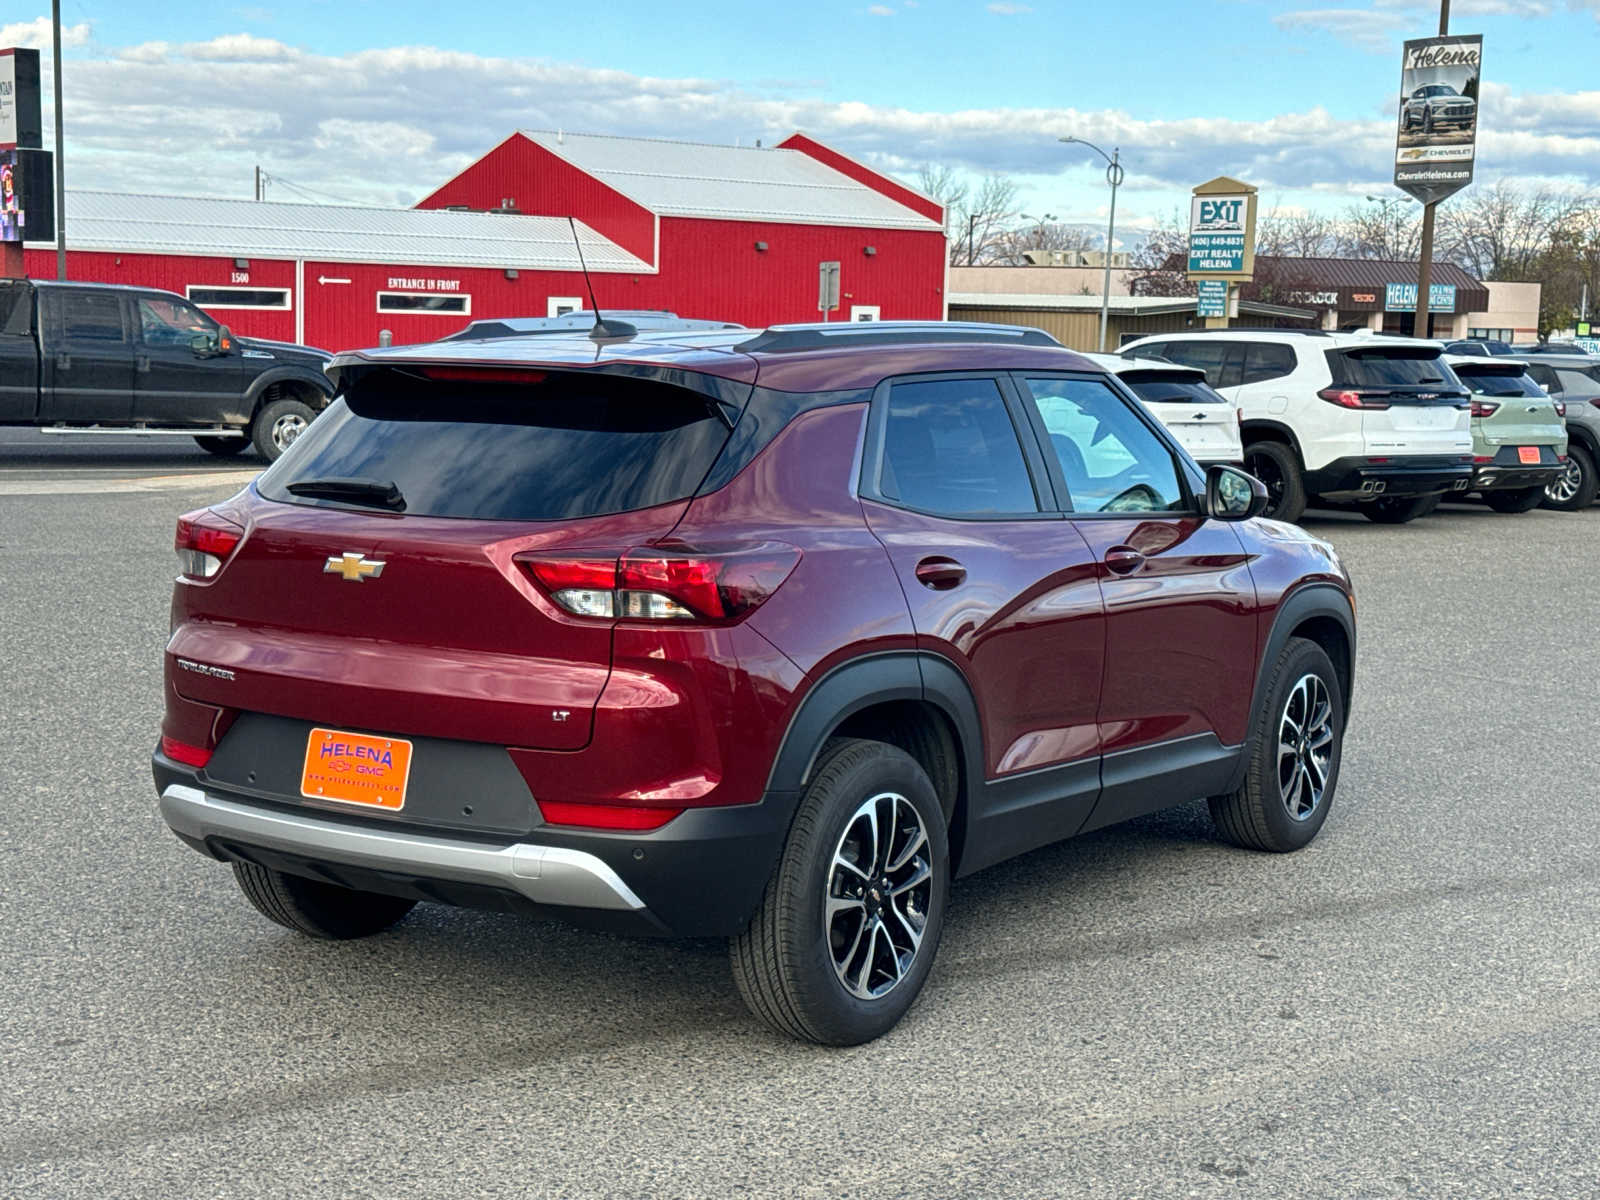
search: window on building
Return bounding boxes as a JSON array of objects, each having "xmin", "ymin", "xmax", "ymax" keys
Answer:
[
  {"xmin": 377, "ymin": 292, "xmax": 471, "ymax": 315},
  {"xmin": 850, "ymin": 305, "xmax": 881, "ymax": 322},
  {"xmin": 877, "ymin": 377, "xmax": 1039, "ymax": 516},
  {"xmin": 547, "ymin": 297, "xmax": 584, "ymax": 318},
  {"xmin": 187, "ymin": 286, "xmax": 293, "ymax": 310}
]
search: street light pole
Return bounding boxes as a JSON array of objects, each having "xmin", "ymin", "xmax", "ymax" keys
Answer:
[{"xmin": 1059, "ymin": 136, "xmax": 1123, "ymax": 352}]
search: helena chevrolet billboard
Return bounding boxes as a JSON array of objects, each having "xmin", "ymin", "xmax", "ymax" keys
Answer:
[{"xmin": 1394, "ymin": 34, "xmax": 1483, "ymax": 205}]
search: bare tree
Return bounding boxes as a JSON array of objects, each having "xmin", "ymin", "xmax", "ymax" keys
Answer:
[
  {"xmin": 1255, "ymin": 208, "xmax": 1339, "ymax": 259},
  {"xmin": 1127, "ymin": 209, "xmax": 1192, "ymax": 297},
  {"xmin": 1440, "ymin": 180, "xmax": 1591, "ymax": 280},
  {"xmin": 1336, "ymin": 202, "xmax": 1422, "ymax": 261},
  {"xmin": 992, "ymin": 217, "xmax": 1098, "ymax": 266},
  {"xmin": 914, "ymin": 163, "xmax": 968, "ymax": 230}
]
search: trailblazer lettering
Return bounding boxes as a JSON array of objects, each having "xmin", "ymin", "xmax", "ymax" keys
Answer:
[{"xmin": 320, "ymin": 741, "xmax": 395, "ymax": 768}]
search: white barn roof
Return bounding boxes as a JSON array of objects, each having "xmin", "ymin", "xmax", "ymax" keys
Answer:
[
  {"xmin": 28, "ymin": 190, "xmax": 654, "ymax": 272},
  {"xmin": 519, "ymin": 131, "xmax": 943, "ymax": 231}
]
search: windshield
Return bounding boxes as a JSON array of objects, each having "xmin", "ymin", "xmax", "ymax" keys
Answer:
[{"xmin": 259, "ymin": 371, "xmax": 735, "ymax": 521}]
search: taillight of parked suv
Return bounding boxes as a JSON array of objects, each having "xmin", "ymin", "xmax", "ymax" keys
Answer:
[
  {"xmin": 174, "ymin": 508, "xmax": 244, "ymax": 579},
  {"xmin": 521, "ymin": 544, "xmax": 801, "ymax": 621}
]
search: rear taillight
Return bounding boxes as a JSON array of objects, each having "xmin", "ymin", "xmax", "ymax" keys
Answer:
[
  {"xmin": 1318, "ymin": 389, "xmax": 1390, "ymax": 411},
  {"xmin": 1470, "ymin": 400, "xmax": 1500, "ymax": 418},
  {"xmin": 537, "ymin": 800, "xmax": 683, "ymax": 831},
  {"xmin": 160, "ymin": 735, "xmax": 212, "ymax": 768},
  {"xmin": 1589, "ymin": 399, "xmax": 1600, "ymax": 410},
  {"xmin": 1554, "ymin": 401, "xmax": 1567, "ymax": 416},
  {"xmin": 521, "ymin": 543, "xmax": 801, "ymax": 623},
  {"xmin": 1473, "ymin": 455, "xmax": 1493, "ymax": 464},
  {"xmin": 175, "ymin": 508, "xmax": 244, "ymax": 579}
]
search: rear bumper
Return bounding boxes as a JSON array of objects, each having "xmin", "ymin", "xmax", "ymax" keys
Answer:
[
  {"xmin": 1472, "ymin": 446, "xmax": 1564, "ymax": 491},
  {"xmin": 1304, "ymin": 455, "xmax": 1474, "ymax": 501},
  {"xmin": 154, "ymin": 755, "xmax": 798, "ymax": 938}
]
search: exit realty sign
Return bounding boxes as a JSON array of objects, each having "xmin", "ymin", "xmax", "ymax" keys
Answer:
[{"xmin": 1188, "ymin": 194, "xmax": 1248, "ymax": 273}]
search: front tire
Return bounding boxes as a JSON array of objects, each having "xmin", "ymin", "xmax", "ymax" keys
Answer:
[
  {"xmin": 193, "ymin": 435, "xmax": 249, "ymax": 457},
  {"xmin": 1243, "ymin": 440, "xmax": 1307, "ymax": 523},
  {"xmin": 1358, "ymin": 493, "xmax": 1439, "ymax": 523},
  {"xmin": 1484, "ymin": 485, "xmax": 1546, "ymax": 514},
  {"xmin": 731, "ymin": 738, "xmax": 949, "ymax": 1045},
  {"xmin": 251, "ymin": 396, "xmax": 317, "ymax": 462},
  {"xmin": 232, "ymin": 861, "xmax": 416, "ymax": 939},
  {"xmin": 1543, "ymin": 445, "xmax": 1598, "ymax": 511},
  {"xmin": 1209, "ymin": 637, "xmax": 1344, "ymax": 853}
]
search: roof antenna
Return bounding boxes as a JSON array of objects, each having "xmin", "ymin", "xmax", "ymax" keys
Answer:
[{"xmin": 567, "ymin": 216, "xmax": 635, "ymax": 342}]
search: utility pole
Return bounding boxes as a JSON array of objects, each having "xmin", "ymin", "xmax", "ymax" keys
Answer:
[
  {"xmin": 51, "ymin": 0, "xmax": 66, "ymax": 280},
  {"xmin": 254, "ymin": 165, "xmax": 262, "ymax": 201},
  {"xmin": 967, "ymin": 212, "xmax": 977, "ymax": 266},
  {"xmin": 1412, "ymin": 0, "xmax": 1450, "ymax": 338}
]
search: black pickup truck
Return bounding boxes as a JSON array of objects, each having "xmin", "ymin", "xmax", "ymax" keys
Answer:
[{"xmin": 0, "ymin": 279, "xmax": 334, "ymax": 460}]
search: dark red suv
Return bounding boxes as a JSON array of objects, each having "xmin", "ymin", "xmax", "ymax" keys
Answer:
[{"xmin": 154, "ymin": 320, "xmax": 1356, "ymax": 1045}]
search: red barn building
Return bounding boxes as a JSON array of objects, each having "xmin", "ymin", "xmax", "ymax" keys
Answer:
[{"xmin": 21, "ymin": 131, "xmax": 946, "ymax": 350}]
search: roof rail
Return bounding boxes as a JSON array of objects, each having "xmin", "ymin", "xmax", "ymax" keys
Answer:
[
  {"xmin": 1189, "ymin": 326, "xmax": 1332, "ymax": 336},
  {"xmin": 737, "ymin": 320, "xmax": 1061, "ymax": 352}
]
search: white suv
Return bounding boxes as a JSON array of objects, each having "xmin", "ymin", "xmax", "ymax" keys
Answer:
[
  {"xmin": 1085, "ymin": 353, "xmax": 1242, "ymax": 466},
  {"xmin": 1121, "ymin": 330, "xmax": 1473, "ymax": 523}
]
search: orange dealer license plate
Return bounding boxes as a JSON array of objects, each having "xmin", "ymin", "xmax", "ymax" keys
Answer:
[
  {"xmin": 301, "ymin": 728, "xmax": 413, "ymax": 810},
  {"xmin": 1518, "ymin": 446, "xmax": 1541, "ymax": 464}
]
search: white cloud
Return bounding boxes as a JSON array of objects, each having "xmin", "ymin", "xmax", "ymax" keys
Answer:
[
  {"xmin": 23, "ymin": 29, "xmax": 1600, "ymax": 215},
  {"xmin": 986, "ymin": 2, "xmax": 1033, "ymax": 13},
  {"xmin": 867, "ymin": 4, "xmax": 896, "ymax": 13},
  {"xmin": 0, "ymin": 17, "xmax": 91, "ymax": 49}
]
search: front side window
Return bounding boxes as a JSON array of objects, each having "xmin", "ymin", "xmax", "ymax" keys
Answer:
[
  {"xmin": 1156, "ymin": 340, "xmax": 1242, "ymax": 389},
  {"xmin": 138, "ymin": 297, "xmax": 215, "ymax": 346},
  {"xmin": 877, "ymin": 377, "xmax": 1038, "ymax": 516},
  {"xmin": 1025, "ymin": 376, "xmax": 1187, "ymax": 515}
]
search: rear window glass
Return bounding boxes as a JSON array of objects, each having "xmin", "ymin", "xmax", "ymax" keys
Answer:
[
  {"xmin": 1327, "ymin": 349, "xmax": 1450, "ymax": 388},
  {"xmin": 258, "ymin": 371, "xmax": 733, "ymax": 521},
  {"xmin": 1456, "ymin": 368, "xmax": 1544, "ymax": 398},
  {"xmin": 1123, "ymin": 378, "xmax": 1228, "ymax": 405}
]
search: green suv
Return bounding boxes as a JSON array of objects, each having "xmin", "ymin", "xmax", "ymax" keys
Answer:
[{"xmin": 1444, "ymin": 355, "xmax": 1568, "ymax": 513}]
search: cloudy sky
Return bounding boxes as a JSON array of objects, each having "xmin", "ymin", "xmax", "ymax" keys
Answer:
[{"xmin": 5, "ymin": 0, "xmax": 1600, "ymax": 238}]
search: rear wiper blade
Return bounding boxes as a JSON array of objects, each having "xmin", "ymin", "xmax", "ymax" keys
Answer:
[{"xmin": 286, "ymin": 477, "xmax": 406, "ymax": 511}]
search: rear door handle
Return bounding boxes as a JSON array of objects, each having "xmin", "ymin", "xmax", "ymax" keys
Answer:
[
  {"xmin": 1104, "ymin": 547, "xmax": 1146, "ymax": 575},
  {"xmin": 914, "ymin": 556, "xmax": 966, "ymax": 590},
  {"xmin": 55, "ymin": 353, "xmax": 71, "ymax": 371},
  {"xmin": 136, "ymin": 354, "xmax": 150, "ymax": 372}
]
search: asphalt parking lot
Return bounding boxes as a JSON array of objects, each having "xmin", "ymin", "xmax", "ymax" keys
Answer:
[{"xmin": 4, "ymin": 430, "xmax": 1600, "ymax": 1199}]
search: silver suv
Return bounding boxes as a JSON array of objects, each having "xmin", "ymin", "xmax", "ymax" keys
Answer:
[{"xmin": 1524, "ymin": 356, "xmax": 1600, "ymax": 509}]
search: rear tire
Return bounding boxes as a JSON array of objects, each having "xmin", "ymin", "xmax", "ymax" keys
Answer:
[
  {"xmin": 731, "ymin": 738, "xmax": 949, "ymax": 1045},
  {"xmin": 193, "ymin": 435, "xmax": 249, "ymax": 457},
  {"xmin": 1209, "ymin": 637, "xmax": 1343, "ymax": 853},
  {"xmin": 1543, "ymin": 444, "xmax": 1598, "ymax": 511},
  {"xmin": 1242, "ymin": 440, "xmax": 1307, "ymax": 523},
  {"xmin": 1484, "ymin": 485, "xmax": 1546, "ymax": 514},
  {"xmin": 1357, "ymin": 493, "xmax": 1439, "ymax": 524},
  {"xmin": 251, "ymin": 396, "xmax": 318, "ymax": 462},
  {"xmin": 232, "ymin": 861, "xmax": 416, "ymax": 939}
]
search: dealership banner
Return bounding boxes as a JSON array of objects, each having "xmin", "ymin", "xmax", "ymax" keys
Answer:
[{"xmin": 1394, "ymin": 34, "xmax": 1482, "ymax": 205}]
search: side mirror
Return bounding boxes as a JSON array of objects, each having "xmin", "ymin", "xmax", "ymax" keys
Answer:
[
  {"xmin": 1206, "ymin": 463, "xmax": 1269, "ymax": 521},
  {"xmin": 189, "ymin": 333, "xmax": 216, "ymax": 356}
]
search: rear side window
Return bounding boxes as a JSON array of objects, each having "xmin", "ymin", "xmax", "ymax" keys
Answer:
[
  {"xmin": 1156, "ymin": 341, "xmax": 1243, "ymax": 389},
  {"xmin": 1526, "ymin": 362, "xmax": 1561, "ymax": 393},
  {"xmin": 0, "ymin": 285, "xmax": 31, "ymax": 336},
  {"xmin": 1326, "ymin": 349, "xmax": 1449, "ymax": 388},
  {"xmin": 56, "ymin": 293, "xmax": 127, "ymax": 342},
  {"xmin": 877, "ymin": 377, "xmax": 1038, "ymax": 515},
  {"xmin": 1242, "ymin": 342, "xmax": 1296, "ymax": 385},
  {"xmin": 259, "ymin": 371, "xmax": 733, "ymax": 521},
  {"xmin": 1122, "ymin": 377, "xmax": 1228, "ymax": 405},
  {"xmin": 1557, "ymin": 367, "xmax": 1600, "ymax": 395}
]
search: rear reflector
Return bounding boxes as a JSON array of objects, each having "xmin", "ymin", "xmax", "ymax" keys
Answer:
[
  {"xmin": 537, "ymin": 800, "xmax": 683, "ymax": 831},
  {"xmin": 1473, "ymin": 456, "xmax": 1494, "ymax": 464},
  {"xmin": 520, "ymin": 543, "xmax": 801, "ymax": 623},
  {"xmin": 161, "ymin": 735, "xmax": 212, "ymax": 768},
  {"xmin": 175, "ymin": 508, "xmax": 245, "ymax": 580}
]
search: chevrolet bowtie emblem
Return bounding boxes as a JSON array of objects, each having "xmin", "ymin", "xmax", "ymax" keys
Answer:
[{"xmin": 324, "ymin": 552, "xmax": 385, "ymax": 582}]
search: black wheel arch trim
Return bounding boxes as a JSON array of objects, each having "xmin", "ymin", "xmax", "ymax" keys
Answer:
[
  {"xmin": 244, "ymin": 367, "xmax": 336, "ymax": 414},
  {"xmin": 1229, "ymin": 582, "xmax": 1356, "ymax": 792},
  {"xmin": 766, "ymin": 650, "xmax": 986, "ymax": 802},
  {"xmin": 1240, "ymin": 420, "xmax": 1305, "ymax": 462},
  {"xmin": 1565, "ymin": 425, "xmax": 1600, "ymax": 461}
]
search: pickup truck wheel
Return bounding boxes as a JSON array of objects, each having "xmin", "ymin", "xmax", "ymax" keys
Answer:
[
  {"xmin": 252, "ymin": 396, "xmax": 317, "ymax": 461},
  {"xmin": 1542, "ymin": 445, "xmax": 1598, "ymax": 511},
  {"xmin": 1242, "ymin": 440, "xmax": 1306, "ymax": 523},
  {"xmin": 1357, "ymin": 493, "xmax": 1438, "ymax": 523},
  {"xmin": 193, "ymin": 435, "xmax": 249, "ymax": 457},
  {"xmin": 731, "ymin": 738, "xmax": 948, "ymax": 1045},
  {"xmin": 1484, "ymin": 485, "xmax": 1546, "ymax": 514},
  {"xmin": 231, "ymin": 861, "xmax": 416, "ymax": 939},
  {"xmin": 1209, "ymin": 637, "xmax": 1343, "ymax": 853}
]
